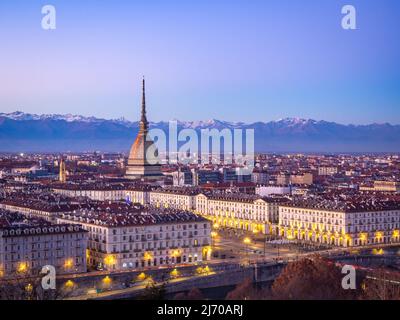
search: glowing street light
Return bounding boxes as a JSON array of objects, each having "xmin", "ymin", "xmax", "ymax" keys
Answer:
[
  {"xmin": 137, "ymin": 272, "xmax": 147, "ymax": 281},
  {"xmin": 203, "ymin": 265, "xmax": 210, "ymax": 274},
  {"xmin": 170, "ymin": 268, "xmax": 179, "ymax": 278},
  {"xmin": 243, "ymin": 237, "xmax": 251, "ymax": 264},
  {"xmin": 17, "ymin": 262, "xmax": 28, "ymax": 274},
  {"xmin": 25, "ymin": 283, "xmax": 33, "ymax": 293},
  {"xmin": 64, "ymin": 280, "xmax": 75, "ymax": 289},
  {"xmin": 372, "ymin": 248, "xmax": 384, "ymax": 256},
  {"xmin": 210, "ymin": 231, "xmax": 218, "ymax": 246},
  {"xmin": 102, "ymin": 276, "xmax": 112, "ymax": 287}
]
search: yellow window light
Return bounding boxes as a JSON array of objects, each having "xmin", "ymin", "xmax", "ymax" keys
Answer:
[
  {"xmin": 104, "ymin": 254, "xmax": 116, "ymax": 266},
  {"xmin": 359, "ymin": 233, "xmax": 368, "ymax": 241},
  {"xmin": 64, "ymin": 258, "xmax": 74, "ymax": 269},
  {"xmin": 144, "ymin": 252, "xmax": 153, "ymax": 260}
]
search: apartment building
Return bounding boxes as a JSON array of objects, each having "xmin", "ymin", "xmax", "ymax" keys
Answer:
[
  {"xmin": 0, "ymin": 195, "xmax": 83, "ymax": 222},
  {"xmin": 0, "ymin": 211, "xmax": 87, "ymax": 277},
  {"xmin": 52, "ymin": 183, "xmax": 127, "ymax": 201},
  {"xmin": 279, "ymin": 198, "xmax": 400, "ymax": 247},
  {"xmin": 149, "ymin": 187, "xmax": 200, "ymax": 211},
  {"xmin": 57, "ymin": 207, "xmax": 211, "ymax": 271},
  {"xmin": 373, "ymin": 180, "xmax": 400, "ymax": 193},
  {"xmin": 318, "ymin": 167, "xmax": 338, "ymax": 176},
  {"xmin": 195, "ymin": 193, "xmax": 289, "ymax": 234}
]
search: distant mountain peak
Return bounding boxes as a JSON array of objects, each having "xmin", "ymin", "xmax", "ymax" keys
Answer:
[{"xmin": 276, "ymin": 117, "xmax": 319, "ymax": 125}]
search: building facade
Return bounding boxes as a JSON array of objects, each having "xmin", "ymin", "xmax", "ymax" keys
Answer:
[
  {"xmin": 53, "ymin": 184, "xmax": 127, "ymax": 201},
  {"xmin": 0, "ymin": 212, "xmax": 87, "ymax": 277},
  {"xmin": 57, "ymin": 210, "xmax": 211, "ymax": 271},
  {"xmin": 195, "ymin": 193, "xmax": 289, "ymax": 234},
  {"xmin": 149, "ymin": 188, "xmax": 199, "ymax": 211},
  {"xmin": 279, "ymin": 199, "xmax": 400, "ymax": 247}
]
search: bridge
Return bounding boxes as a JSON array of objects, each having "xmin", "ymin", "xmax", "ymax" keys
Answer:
[{"xmin": 64, "ymin": 245, "xmax": 398, "ymax": 300}]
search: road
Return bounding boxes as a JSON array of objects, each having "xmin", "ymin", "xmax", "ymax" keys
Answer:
[
  {"xmin": 66, "ymin": 272, "xmax": 217, "ymax": 300},
  {"xmin": 58, "ymin": 232, "xmax": 399, "ymax": 300}
]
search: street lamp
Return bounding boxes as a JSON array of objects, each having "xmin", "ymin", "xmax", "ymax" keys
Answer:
[
  {"xmin": 243, "ymin": 237, "xmax": 251, "ymax": 264},
  {"xmin": 211, "ymin": 231, "xmax": 218, "ymax": 247}
]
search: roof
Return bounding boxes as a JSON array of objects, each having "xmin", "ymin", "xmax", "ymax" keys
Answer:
[
  {"xmin": 59, "ymin": 209, "xmax": 209, "ymax": 228},
  {"xmin": 0, "ymin": 210, "xmax": 86, "ymax": 236},
  {"xmin": 281, "ymin": 197, "xmax": 400, "ymax": 213}
]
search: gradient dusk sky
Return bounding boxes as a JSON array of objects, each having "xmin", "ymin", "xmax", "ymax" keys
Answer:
[{"xmin": 0, "ymin": 0, "xmax": 399, "ymax": 124}]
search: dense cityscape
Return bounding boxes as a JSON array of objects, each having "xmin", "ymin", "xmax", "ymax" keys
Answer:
[
  {"xmin": 0, "ymin": 81, "xmax": 399, "ymax": 301},
  {"xmin": 1, "ymin": 0, "xmax": 400, "ymax": 308}
]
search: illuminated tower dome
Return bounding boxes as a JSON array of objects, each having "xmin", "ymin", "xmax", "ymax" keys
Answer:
[{"xmin": 125, "ymin": 78, "xmax": 163, "ymax": 180}]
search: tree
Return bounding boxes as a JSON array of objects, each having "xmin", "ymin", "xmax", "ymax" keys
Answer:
[
  {"xmin": 0, "ymin": 272, "xmax": 71, "ymax": 300},
  {"xmin": 174, "ymin": 288, "xmax": 204, "ymax": 300},
  {"xmin": 271, "ymin": 255, "xmax": 359, "ymax": 300},
  {"xmin": 360, "ymin": 269, "xmax": 400, "ymax": 300},
  {"xmin": 225, "ymin": 278, "xmax": 266, "ymax": 300},
  {"xmin": 187, "ymin": 288, "xmax": 204, "ymax": 300},
  {"xmin": 139, "ymin": 280, "xmax": 167, "ymax": 300},
  {"xmin": 173, "ymin": 292, "xmax": 187, "ymax": 300}
]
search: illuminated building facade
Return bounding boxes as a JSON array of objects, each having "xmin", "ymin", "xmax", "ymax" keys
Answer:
[
  {"xmin": 373, "ymin": 180, "xmax": 400, "ymax": 193},
  {"xmin": 149, "ymin": 188, "xmax": 199, "ymax": 211},
  {"xmin": 57, "ymin": 210, "xmax": 211, "ymax": 271},
  {"xmin": 53, "ymin": 183, "xmax": 127, "ymax": 201},
  {"xmin": 279, "ymin": 199, "xmax": 400, "ymax": 247},
  {"xmin": 0, "ymin": 212, "xmax": 87, "ymax": 277},
  {"xmin": 195, "ymin": 193, "xmax": 289, "ymax": 234}
]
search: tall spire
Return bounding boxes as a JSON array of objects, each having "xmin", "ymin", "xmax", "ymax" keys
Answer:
[{"xmin": 141, "ymin": 76, "xmax": 148, "ymax": 125}]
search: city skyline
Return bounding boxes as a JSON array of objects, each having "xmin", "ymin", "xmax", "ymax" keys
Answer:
[
  {"xmin": 1, "ymin": 0, "xmax": 400, "ymax": 304},
  {"xmin": 0, "ymin": 0, "xmax": 400, "ymax": 124}
]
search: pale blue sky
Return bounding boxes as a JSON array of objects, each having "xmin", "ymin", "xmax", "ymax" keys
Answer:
[{"xmin": 0, "ymin": 0, "xmax": 399, "ymax": 124}]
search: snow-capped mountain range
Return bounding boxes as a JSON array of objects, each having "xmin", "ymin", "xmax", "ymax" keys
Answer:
[
  {"xmin": 0, "ymin": 111, "xmax": 131, "ymax": 125},
  {"xmin": 0, "ymin": 111, "xmax": 399, "ymax": 152},
  {"xmin": 0, "ymin": 111, "xmax": 378, "ymax": 128},
  {"xmin": 0, "ymin": 111, "xmax": 249, "ymax": 128}
]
